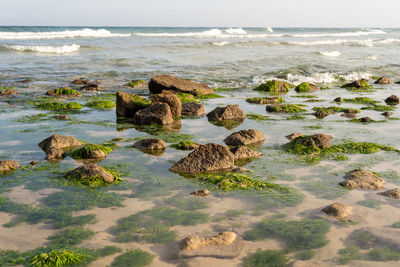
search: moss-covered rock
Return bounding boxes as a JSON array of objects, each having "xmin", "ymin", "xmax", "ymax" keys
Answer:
[
  {"xmin": 124, "ymin": 80, "xmax": 147, "ymax": 88},
  {"xmin": 254, "ymin": 80, "xmax": 294, "ymax": 94},
  {"xmin": 295, "ymin": 82, "xmax": 318, "ymax": 92},
  {"xmin": 266, "ymin": 104, "xmax": 306, "ymax": 113},
  {"xmin": 34, "ymin": 101, "xmax": 83, "ymax": 110},
  {"xmin": 246, "ymin": 96, "xmax": 284, "ymax": 104},
  {"xmin": 70, "ymin": 144, "xmax": 113, "ymax": 159},
  {"xmin": 341, "ymin": 79, "xmax": 372, "ymax": 90},
  {"xmin": 171, "ymin": 140, "xmax": 199, "ymax": 150},
  {"xmin": 116, "ymin": 91, "xmax": 151, "ymax": 117},
  {"xmin": 46, "ymin": 87, "xmax": 81, "ymax": 97},
  {"xmin": 65, "ymin": 164, "xmax": 121, "ymax": 186}
]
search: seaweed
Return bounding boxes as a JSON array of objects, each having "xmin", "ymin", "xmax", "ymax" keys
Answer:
[
  {"xmin": 335, "ymin": 97, "xmax": 380, "ymax": 106},
  {"xmin": 246, "ymin": 96, "xmax": 284, "ymax": 104},
  {"xmin": 361, "ymin": 105, "xmax": 395, "ymax": 112},
  {"xmin": 300, "ymin": 180, "xmax": 349, "ymax": 199},
  {"xmin": 111, "ymin": 249, "xmax": 154, "ymax": 267},
  {"xmin": 243, "ymin": 217, "xmax": 330, "ymax": 251},
  {"xmin": 34, "ymin": 101, "xmax": 83, "ymax": 111},
  {"xmin": 367, "ymin": 247, "xmax": 400, "ymax": 261},
  {"xmin": 356, "ymin": 199, "xmax": 382, "ymax": 209},
  {"xmin": 295, "ymin": 82, "xmax": 313, "ymax": 92},
  {"xmin": 124, "ymin": 80, "xmax": 146, "ymax": 87},
  {"xmin": 338, "ymin": 245, "xmax": 360, "ymax": 265},
  {"xmin": 85, "ymin": 100, "xmax": 116, "ymax": 109},
  {"xmin": 254, "ymin": 80, "xmax": 293, "ymax": 93},
  {"xmin": 247, "ymin": 113, "xmax": 274, "ymax": 121},
  {"xmin": 163, "ymin": 197, "xmax": 208, "ymax": 211},
  {"xmin": 70, "ymin": 144, "xmax": 113, "ymax": 159},
  {"xmin": 266, "ymin": 104, "xmax": 306, "ymax": 113},
  {"xmin": 312, "ymin": 106, "xmax": 360, "ymax": 114},
  {"xmin": 48, "ymin": 227, "xmax": 95, "ymax": 247},
  {"xmin": 52, "ymin": 87, "xmax": 81, "ymax": 96},
  {"xmin": 295, "ymin": 250, "xmax": 316, "ymax": 260},
  {"xmin": 29, "ymin": 249, "xmax": 92, "ymax": 267},
  {"xmin": 243, "ymin": 249, "xmax": 289, "ymax": 267},
  {"xmin": 171, "ymin": 140, "xmax": 198, "ymax": 150}
]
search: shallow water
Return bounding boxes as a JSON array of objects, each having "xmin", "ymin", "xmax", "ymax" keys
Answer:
[{"xmin": 1, "ymin": 27, "xmax": 400, "ymax": 266}]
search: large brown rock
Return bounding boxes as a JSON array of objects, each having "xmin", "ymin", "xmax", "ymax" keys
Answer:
[
  {"xmin": 285, "ymin": 133, "xmax": 304, "ymax": 141},
  {"xmin": 230, "ymin": 146, "xmax": 262, "ymax": 160},
  {"xmin": 0, "ymin": 160, "xmax": 19, "ymax": 173},
  {"xmin": 207, "ymin": 105, "xmax": 246, "ymax": 122},
  {"xmin": 293, "ymin": 134, "xmax": 332, "ymax": 149},
  {"xmin": 322, "ymin": 202, "xmax": 353, "ymax": 220},
  {"xmin": 0, "ymin": 89, "xmax": 18, "ymax": 95},
  {"xmin": 180, "ymin": 232, "xmax": 243, "ymax": 259},
  {"xmin": 223, "ymin": 129, "xmax": 265, "ymax": 146},
  {"xmin": 385, "ymin": 95, "xmax": 400, "ymax": 105},
  {"xmin": 340, "ymin": 169, "xmax": 385, "ymax": 190},
  {"xmin": 133, "ymin": 138, "xmax": 166, "ymax": 151},
  {"xmin": 116, "ymin": 91, "xmax": 151, "ymax": 117},
  {"xmin": 169, "ymin": 143, "xmax": 235, "ymax": 174},
  {"xmin": 379, "ymin": 188, "xmax": 400, "ymax": 199},
  {"xmin": 375, "ymin": 77, "xmax": 392, "ymax": 84},
  {"xmin": 149, "ymin": 75, "xmax": 214, "ymax": 95},
  {"xmin": 38, "ymin": 134, "xmax": 83, "ymax": 160},
  {"xmin": 182, "ymin": 102, "xmax": 205, "ymax": 116},
  {"xmin": 151, "ymin": 91, "xmax": 182, "ymax": 117},
  {"xmin": 134, "ymin": 103, "xmax": 174, "ymax": 125},
  {"xmin": 65, "ymin": 164, "xmax": 115, "ymax": 183}
]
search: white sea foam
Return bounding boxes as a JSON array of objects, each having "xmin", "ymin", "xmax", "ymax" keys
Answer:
[
  {"xmin": 290, "ymin": 29, "xmax": 386, "ymax": 38},
  {"xmin": 5, "ymin": 44, "xmax": 80, "ymax": 54},
  {"xmin": 290, "ymin": 39, "xmax": 374, "ymax": 47},
  {"xmin": 211, "ymin": 41, "xmax": 229, "ymax": 46},
  {"xmin": 0, "ymin": 29, "xmax": 130, "ymax": 40},
  {"xmin": 266, "ymin": 27, "xmax": 274, "ymax": 33},
  {"xmin": 318, "ymin": 51, "xmax": 341, "ymax": 57},
  {"xmin": 225, "ymin": 28, "xmax": 246, "ymax": 34}
]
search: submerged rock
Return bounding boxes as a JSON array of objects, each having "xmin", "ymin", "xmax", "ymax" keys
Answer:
[
  {"xmin": 0, "ymin": 89, "xmax": 18, "ymax": 95},
  {"xmin": 207, "ymin": 105, "xmax": 246, "ymax": 122},
  {"xmin": 294, "ymin": 134, "xmax": 332, "ymax": 149},
  {"xmin": 314, "ymin": 109, "xmax": 329, "ymax": 119},
  {"xmin": 385, "ymin": 95, "xmax": 400, "ymax": 105},
  {"xmin": 322, "ymin": 202, "xmax": 353, "ymax": 220},
  {"xmin": 80, "ymin": 82, "xmax": 100, "ymax": 91},
  {"xmin": 254, "ymin": 80, "xmax": 292, "ymax": 93},
  {"xmin": 116, "ymin": 91, "xmax": 151, "ymax": 117},
  {"xmin": 360, "ymin": 117, "xmax": 372, "ymax": 123},
  {"xmin": 133, "ymin": 138, "xmax": 166, "ymax": 151},
  {"xmin": 38, "ymin": 134, "xmax": 83, "ymax": 160},
  {"xmin": 334, "ymin": 97, "xmax": 344, "ymax": 103},
  {"xmin": 180, "ymin": 231, "xmax": 243, "ymax": 258},
  {"xmin": 375, "ymin": 77, "xmax": 392, "ymax": 84},
  {"xmin": 341, "ymin": 113, "xmax": 357, "ymax": 119},
  {"xmin": 182, "ymin": 102, "xmax": 205, "ymax": 116},
  {"xmin": 0, "ymin": 160, "xmax": 19, "ymax": 173},
  {"xmin": 55, "ymin": 115, "xmax": 68, "ymax": 120},
  {"xmin": 46, "ymin": 87, "xmax": 81, "ymax": 97},
  {"xmin": 295, "ymin": 82, "xmax": 319, "ymax": 92},
  {"xmin": 285, "ymin": 132, "xmax": 304, "ymax": 141},
  {"xmin": 169, "ymin": 143, "xmax": 235, "ymax": 174},
  {"xmin": 382, "ymin": 111, "xmax": 393, "ymax": 117},
  {"xmin": 340, "ymin": 169, "xmax": 385, "ymax": 190},
  {"xmin": 65, "ymin": 164, "xmax": 115, "ymax": 183},
  {"xmin": 341, "ymin": 79, "xmax": 371, "ymax": 89},
  {"xmin": 232, "ymin": 167, "xmax": 249, "ymax": 173},
  {"xmin": 71, "ymin": 78, "xmax": 89, "ymax": 85},
  {"xmin": 379, "ymin": 188, "xmax": 400, "ymax": 199},
  {"xmin": 230, "ymin": 146, "xmax": 262, "ymax": 160},
  {"xmin": 223, "ymin": 129, "xmax": 265, "ymax": 146},
  {"xmin": 149, "ymin": 75, "xmax": 214, "ymax": 95},
  {"xmin": 190, "ymin": 189, "xmax": 210, "ymax": 197},
  {"xmin": 134, "ymin": 103, "xmax": 174, "ymax": 125},
  {"xmin": 151, "ymin": 90, "xmax": 182, "ymax": 117}
]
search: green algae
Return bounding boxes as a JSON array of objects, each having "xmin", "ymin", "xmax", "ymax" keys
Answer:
[
  {"xmin": 246, "ymin": 96, "xmax": 284, "ymax": 104},
  {"xmin": 85, "ymin": 100, "xmax": 116, "ymax": 109},
  {"xmin": 124, "ymin": 80, "xmax": 146, "ymax": 87},
  {"xmin": 335, "ymin": 97, "xmax": 380, "ymax": 106},
  {"xmin": 338, "ymin": 245, "xmax": 360, "ymax": 265},
  {"xmin": 243, "ymin": 249, "xmax": 289, "ymax": 267},
  {"xmin": 247, "ymin": 113, "xmax": 274, "ymax": 121},
  {"xmin": 254, "ymin": 80, "xmax": 293, "ymax": 93},
  {"xmin": 171, "ymin": 140, "xmax": 198, "ymax": 150},
  {"xmin": 367, "ymin": 247, "xmax": 400, "ymax": 261},
  {"xmin": 35, "ymin": 101, "xmax": 83, "ymax": 111},
  {"xmin": 64, "ymin": 166, "xmax": 121, "ymax": 187},
  {"xmin": 266, "ymin": 104, "xmax": 306, "ymax": 113},
  {"xmin": 129, "ymin": 94, "xmax": 151, "ymax": 109},
  {"xmin": 296, "ymin": 250, "xmax": 316, "ymax": 260},
  {"xmin": 48, "ymin": 227, "xmax": 95, "ymax": 247},
  {"xmin": 293, "ymin": 95, "xmax": 317, "ymax": 98},
  {"xmin": 391, "ymin": 222, "xmax": 400, "ymax": 228},
  {"xmin": 244, "ymin": 217, "xmax": 330, "ymax": 251},
  {"xmin": 356, "ymin": 199, "xmax": 382, "ymax": 210},
  {"xmin": 156, "ymin": 132, "xmax": 194, "ymax": 143},
  {"xmin": 114, "ymin": 206, "xmax": 208, "ymax": 244},
  {"xmin": 295, "ymin": 82, "xmax": 313, "ymax": 92},
  {"xmin": 361, "ymin": 105, "xmax": 395, "ymax": 112},
  {"xmin": 52, "ymin": 87, "xmax": 81, "ymax": 96},
  {"xmin": 300, "ymin": 180, "xmax": 349, "ymax": 199},
  {"xmin": 312, "ymin": 106, "xmax": 360, "ymax": 114},
  {"xmin": 70, "ymin": 144, "xmax": 113, "ymax": 159},
  {"xmin": 341, "ymin": 80, "xmax": 372, "ymax": 90},
  {"xmin": 30, "ymin": 249, "xmax": 92, "ymax": 267},
  {"xmin": 287, "ymin": 115, "xmax": 307, "ymax": 120},
  {"xmin": 111, "ymin": 249, "xmax": 154, "ymax": 267},
  {"xmin": 162, "ymin": 197, "xmax": 208, "ymax": 211},
  {"xmin": 176, "ymin": 92, "xmax": 222, "ymax": 103},
  {"xmin": 14, "ymin": 113, "xmax": 48, "ymax": 123}
]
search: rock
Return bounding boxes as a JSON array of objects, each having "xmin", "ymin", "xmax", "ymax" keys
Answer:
[
  {"xmin": 71, "ymin": 78, "xmax": 89, "ymax": 85},
  {"xmin": 169, "ymin": 143, "xmax": 235, "ymax": 174},
  {"xmin": 375, "ymin": 77, "xmax": 392, "ymax": 84},
  {"xmin": 38, "ymin": 134, "xmax": 82, "ymax": 160},
  {"xmin": 133, "ymin": 138, "xmax": 166, "ymax": 151},
  {"xmin": 285, "ymin": 133, "xmax": 304, "ymax": 141},
  {"xmin": 207, "ymin": 105, "xmax": 246, "ymax": 122},
  {"xmin": 341, "ymin": 113, "xmax": 357, "ymax": 119},
  {"xmin": 180, "ymin": 232, "xmax": 243, "ymax": 259},
  {"xmin": 116, "ymin": 91, "xmax": 151, "ymax": 118},
  {"xmin": 46, "ymin": 87, "xmax": 80, "ymax": 97},
  {"xmin": 149, "ymin": 75, "xmax": 214, "ymax": 95},
  {"xmin": 385, "ymin": 95, "xmax": 400, "ymax": 105},
  {"xmin": 230, "ymin": 146, "xmax": 262, "ymax": 160},
  {"xmin": 150, "ymin": 90, "xmax": 182, "ymax": 117},
  {"xmin": 294, "ymin": 134, "xmax": 332, "ymax": 149},
  {"xmin": 382, "ymin": 111, "xmax": 393, "ymax": 117},
  {"xmin": 0, "ymin": 160, "xmax": 19, "ymax": 173},
  {"xmin": 334, "ymin": 97, "xmax": 344, "ymax": 103},
  {"xmin": 55, "ymin": 115, "xmax": 68, "ymax": 120},
  {"xmin": 134, "ymin": 103, "xmax": 174, "ymax": 125},
  {"xmin": 18, "ymin": 78, "xmax": 35, "ymax": 83},
  {"xmin": 321, "ymin": 202, "xmax": 353, "ymax": 220},
  {"xmin": 29, "ymin": 160, "xmax": 40, "ymax": 165},
  {"xmin": 190, "ymin": 189, "xmax": 210, "ymax": 197},
  {"xmin": 223, "ymin": 129, "xmax": 265, "ymax": 146},
  {"xmin": 232, "ymin": 167, "xmax": 249, "ymax": 173},
  {"xmin": 182, "ymin": 102, "xmax": 205, "ymax": 116},
  {"xmin": 379, "ymin": 188, "xmax": 400, "ymax": 199},
  {"xmin": 343, "ymin": 109, "xmax": 359, "ymax": 114},
  {"xmin": 0, "ymin": 89, "xmax": 18, "ymax": 95},
  {"xmin": 341, "ymin": 79, "xmax": 371, "ymax": 89},
  {"xmin": 360, "ymin": 117, "xmax": 372, "ymax": 123},
  {"xmin": 340, "ymin": 169, "xmax": 385, "ymax": 190},
  {"xmin": 314, "ymin": 109, "xmax": 329, "ymax": 119},
  {"xmin": 65, "ymin": 164, "xmax": 115, "ymax": 183},
  {"xmin": 80, "ymin": 82, "xmax": 100, "ymax": 91}
]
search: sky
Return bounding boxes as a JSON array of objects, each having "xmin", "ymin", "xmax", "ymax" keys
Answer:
[{"xmin": 1, "ymin": 0, "xmax": 400, "ymax": 28}]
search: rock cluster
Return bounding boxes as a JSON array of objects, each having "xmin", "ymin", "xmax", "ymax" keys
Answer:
[
  {"xmin": 149, "ymin": 75, "xmax": 214, "ymax": 95},
  {"xmin": 38, "ymin": 134, "xmax": 83, "ymax": 160}
]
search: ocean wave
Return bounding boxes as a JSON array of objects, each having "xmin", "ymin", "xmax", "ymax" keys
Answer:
[
  {"xmin": 4, "ymin": 44, "xmax": 80, "ymax": 54},
  {"xmin": 289, "ymin": 39, "xmax": 374, "ymax": 47},
  {"xmin": 225, "ymin": 28, "xmax": 246, "ymax": 34},
  {"xmin": 318, "ymin": 51, "xmax": 341, "ymax": 57},
  {"xmin": 290, "ymin": 29, "xmax": 386, "ymax": 38},
  {"xmin": 0, "ymin": 28, "xmax": 130, "ymax": 40},
  {"xmin": 211, "ymin": 41, "xmax": 230, "ymax": 46}
]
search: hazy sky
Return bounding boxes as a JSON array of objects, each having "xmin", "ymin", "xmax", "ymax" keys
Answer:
[{"xmin": 1, "ymin": 0, "xmax": 399, "ymax": 27}]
